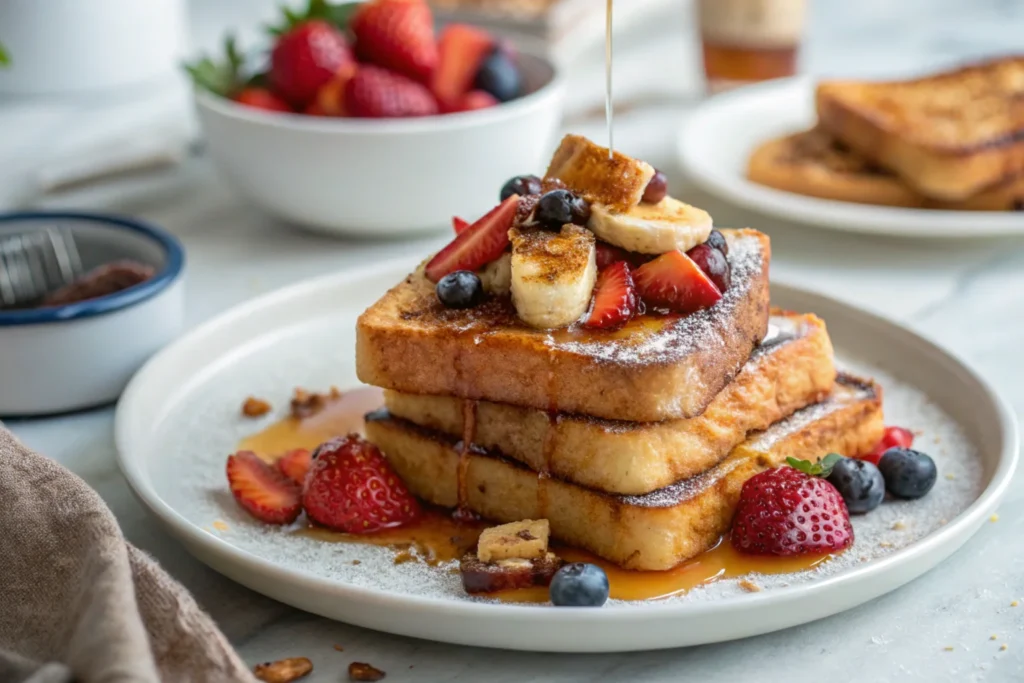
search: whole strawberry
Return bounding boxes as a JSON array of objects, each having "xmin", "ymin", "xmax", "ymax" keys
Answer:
[
  {"xmin": 270, "ymin": 19, "xmax": 354, "ymax": 107},
  {"xmin": 731, "ymin": 455, "xmax": 853, "ymax": 556},
  {"xmin": 345, "ymin": 65, "xmax": 439, "ymax": 118},
  {"xmin": 351, "ymin": 0, "xmax": 438, "ymax": 82},
  {"xmin": 302, "ymin": 434, "xmax": 421, "ymax": 533}
]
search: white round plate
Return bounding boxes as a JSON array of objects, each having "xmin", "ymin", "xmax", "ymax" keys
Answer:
[
  {"xmin": 115, "ymin": 258, "xmax": 1018, "ymax": 653},
  {"xmin": 678, "ymin": 77, "xmax": 1024, "ymax": 238}
]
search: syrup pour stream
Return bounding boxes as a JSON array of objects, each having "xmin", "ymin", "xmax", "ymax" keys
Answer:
[{"xmin": 605, "ymin": 0, "xmax": 614, "ymax": 158}]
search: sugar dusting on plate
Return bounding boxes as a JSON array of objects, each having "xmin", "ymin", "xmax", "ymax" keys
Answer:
[{"xmin": 162, "ymin": 322, "xmax": 983, "ymax": 607}]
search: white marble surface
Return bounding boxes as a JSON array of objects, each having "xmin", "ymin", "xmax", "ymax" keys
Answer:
[{"xmin": 6, "ymin": 0, "xmax": 1024, "ymax": 680}]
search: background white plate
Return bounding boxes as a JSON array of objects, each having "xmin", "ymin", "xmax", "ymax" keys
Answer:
[
  {"xmin": 115, "ymin": 258, "xmax": 1018, "ymax": 653},
  {"xmin": 678, "ymin": 77, "xmax": 1024, "ymax": 238}
]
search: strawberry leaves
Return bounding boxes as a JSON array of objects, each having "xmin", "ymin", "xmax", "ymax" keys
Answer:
[
  {"xmin": 267, "ymin": 0, "xmax": 362, "ymax": 35},
  {"xmin": 0, "ymin": 43, "xmax": 10, "ymax": 67},
  {"xmin": 786, "ymin": 453, "xmax": 843, "ymax": 478},
  {"xmin": 184, "ymin": 34, "xmax": 247, "ymax": 97}
]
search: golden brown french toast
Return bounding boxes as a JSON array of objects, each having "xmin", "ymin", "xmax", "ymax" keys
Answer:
[
  {"xmin": 545, "ymin": 134, "xmax": 655, "ymax": 213},
  {"xmin": 357, "ymin": 228, "xmax": 770, "ymax": 422},
  {"xmin": 384, "ymin": 311, "xmax": 835, "ymax": 495},
  {"xmin": 366, "ymin": 375, "xmax": 884, "ymax": 571},
  {"xmin": 816, "ymin": 56, "xmax": 1024, "ymax": 200},
  {"xmin": 748, "ymin": 128, "xmax": 1024, "ymax": 210}
]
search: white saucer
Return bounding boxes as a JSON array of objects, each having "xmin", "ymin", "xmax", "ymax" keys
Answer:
[
  {"xmin": 678, "ymin": 77, "xmax": 1024, "ymax": 238},
  {"xmin": 115, "ymin": 258, "xmax": 1018, "ymax": 653}
]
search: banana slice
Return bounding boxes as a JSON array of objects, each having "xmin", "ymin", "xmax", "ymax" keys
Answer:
[
  {"xmin": 479, "ymin": 253, "xmax": 511, "ymax": 295},
  {"xmin": 510, "ymin": 225, "xmax": 597, "ymax": 329},
  {"xmin": 587, "ymin": 197, "xmax": 713, "ymax": 255}
]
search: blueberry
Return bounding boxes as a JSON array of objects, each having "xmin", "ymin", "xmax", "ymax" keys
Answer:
[
  {"xmin": 474, "ymin": 49, "xmax": 521, "ymax": 102},
  {"xmin": 500, "ymin": 174, "xmax": 542, "ymax": 201},
  {"xmin": 826, "ymin": 457, "xmax": 885, "ymax": 514},
  {"xmin": 549, "ymin": 562, "xmax": 609, "ymax": 607},
  {"xmin": 878, "ymin": 448, "xmax": 937, "ymax": 499},
  {"xmin": 705, "ymin": 229, "xmax": 729, "ymax": 256},
  {"xmin": 436, "ymin": 271, "xmax": 484, "ymax": 309},
  {"xmin": 535, "ymin": 189, "xmax": 591, "ymax": 230}
]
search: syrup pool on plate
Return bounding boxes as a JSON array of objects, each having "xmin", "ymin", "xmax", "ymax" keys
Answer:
[{"xmin": 238, "ymin": 387, "xmax": 834, "ymax": 602}]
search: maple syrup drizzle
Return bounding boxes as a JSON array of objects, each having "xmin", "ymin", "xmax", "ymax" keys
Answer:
[
  {"xmin": 605, "ymin": 0, "xmax": 614, "ymax": 158},
  {"xmin": 238, "ymin": 392, "xmax": 834, "ymax": 602}
]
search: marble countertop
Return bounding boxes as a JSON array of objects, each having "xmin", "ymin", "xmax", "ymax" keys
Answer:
[{"xmin": 7, "ymin": 0, "xmax": 1024, "ymax": 680}]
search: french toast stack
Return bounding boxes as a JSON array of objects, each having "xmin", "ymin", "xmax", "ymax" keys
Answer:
[
  {"xmin": 748, "ymin": 56, "xmax": 1024, "ymax": 210},
  {"xmin": 358, "ymin": 136, "xmax": 884, "ymax": 571}
]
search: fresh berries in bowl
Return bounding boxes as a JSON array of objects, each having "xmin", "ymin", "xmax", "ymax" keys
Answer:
[{"xmin": 187, "ymin": 0, "xmax": 564, "ymax": 236}]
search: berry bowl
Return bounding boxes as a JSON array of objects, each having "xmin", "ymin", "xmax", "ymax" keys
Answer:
[{"xmin": 194, "ymin": 51, "xmax": 564, "ymax": 238}]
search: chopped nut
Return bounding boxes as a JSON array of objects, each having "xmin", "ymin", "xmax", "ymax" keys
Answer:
[
  {"xmin": 990, "ymin": 514, "xmax": 1000, "ymax": 523},
  {"xmin": 352, "ymin": 559, "xmax": 361, "ymax": 566},
  {"xmin": 1012, "ymin": 600, "xmax": 1019, "ymax": 607},
  {"xmin": 891, "ymin": 521, "xmax": 906, "ymax": 530},
  {"xmin": 879, "ymin": 541, "xmax": 893, "ymax": 548},
  {"xmin": 212, "ymin": 520, "xmax": 229, "ymax": 531},
  {"xmin": 991, "ymin": 635, "xmax": 999, "ymax": 641},
  {"xmin": 253, "ymin": 657, "xmax": 313, "ymax": 682},
  {"xmin": 461, "ymin": 551, "xmax": 563, "ymax": 593},
  {"xmin": 1000, "ymin": 644, "xmax": 1008, "ymax": 651},
  {"xmin": 738, "ymin": 579, "xmax": 761, "ymax": 593},
  {"xmin": 348, "ymin": 661, "xmax": 386, "ymax": 681},
  {"xmin": 477, "ymin": 519, "xmax": 549, "ymax": 563},
  {"xmin": 242, "ymin": 396, "xmax": 272, "ymax": 417},
  {"xmin": 333, "ymin": 644, "xmax": 345, "ymax": 652},
  {"xmin": 290, "ymin": 387, "xmax": 342, "ymax": 419}
]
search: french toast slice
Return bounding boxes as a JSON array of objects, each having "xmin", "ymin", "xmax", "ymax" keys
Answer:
[
  {"xmin": 748, "ymin": 128, "xmax": 1024, "ymax": 210},
  {"xmin": 356, "ymin": 229, "xmax": 770, "ymax": 423},
  {"xmin": 365, "ymin": 375, "xmax": 884, "ymax": 571},
  {"xmin": 815, "ymin": 56, "xmax": 1024, "ymax": 200},
  {"xmin": 545, "ymin": 134, "xmax": 655, "ymax": 213},
  {"xmin": 384, "ymin": 311, "xmax": 836, "ymax": 495}
]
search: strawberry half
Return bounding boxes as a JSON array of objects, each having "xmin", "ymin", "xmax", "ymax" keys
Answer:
[
  {"xmin": 276, "ymin": 448, "xmax": 313, "ymax": 486},
  {"xmin": 452, "ymin": 216, "xmax": 470, "ymax": 234},
  {"xmin": 345, "ymin": 65, "xmax": 438, "ymax": 118},
  {"xmin": 425, "ymin": 195, "xmax": 519, "ymax": 282},
  {"xmin": 302, "ymin": 434, "xmax": 421, "ymax": 533},
  {"xmin": 432, "ymin": 24, "xmax": 494, "ymax": 109},
  {"xmin": 633, "ymin": 249, "xmax": 722, "ymax": 314},
  {"xmin": 351, "ymin": 0, "xmax": 438, "ymax": 83},
  {"xmin": 226, "ymin": 451, "xmax": 302, "ymax": 524},
  {"xmin": 270, "ymin": 19, "xmax": 354, "ymax": 107},
  {"xmin": 583, "ymin": 261, "xmax": 639, "ymax": 330},
  {"xmin": 234, "ymin": 87, "xmax": 293, "ymax": 113}
]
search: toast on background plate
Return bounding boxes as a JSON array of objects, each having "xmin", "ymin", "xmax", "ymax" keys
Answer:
[
  {"xmin": 748, "ymin": 128, "xmax": 1024, "ymax": 210},
  {"xmin": 815, "ymin": 56, "xmax": 1024, "ymax": 201}
]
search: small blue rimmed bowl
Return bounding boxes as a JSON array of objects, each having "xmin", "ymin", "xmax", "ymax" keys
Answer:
[{"xmin": 0, "ymin": 212, "xmax": 185, "ymax": 417}]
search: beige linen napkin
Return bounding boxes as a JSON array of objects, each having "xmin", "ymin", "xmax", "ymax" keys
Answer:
[{"xmin": 0, "ymin": 427, "xmax": 255, "ymax": 683}]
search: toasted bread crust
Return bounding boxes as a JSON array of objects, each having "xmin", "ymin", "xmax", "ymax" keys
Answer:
[
  {"xmin": 815, "ymin": 57, "xmax": 1024, "ymax": 200},
  {"xmin": 545, "ymin": 134, "xmax": 655, "ymax": 213},
  {"xmin": 366, "ymin": 377, "xmax": 884, "ymax": 571},
  {"xmin": 748, "ymin": 128, "xmax": 1024, "ymax": 210},
  {"xmin": 384, "ymin": 311, "xmax": 835, "ymax": 494},
  {"xmin": 356, "ymin": 229, "xmax": 771, "ymax": 422}
]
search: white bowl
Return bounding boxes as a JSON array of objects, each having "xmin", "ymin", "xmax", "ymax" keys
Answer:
[
  {"xmin": 0, "ymin": 212, "xmax": 185, "ymax": 416},
  {"xmin": 195, "ymin": 53, "xmax": 565, "ymax": 238}
]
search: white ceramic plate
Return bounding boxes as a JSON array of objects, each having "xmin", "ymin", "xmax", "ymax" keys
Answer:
[
  {"xmin": 678, "ymin": 77, "xmax": 1024, "ymax": 238},
  {"xmin": 115, "ymin": 258, "xmax": 1018, "ymax": 653}
]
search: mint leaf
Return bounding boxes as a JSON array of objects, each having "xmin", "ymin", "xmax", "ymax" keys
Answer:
[{"xmin": 786, "ymin": 453, "xmax": 843, "ymax": 478}]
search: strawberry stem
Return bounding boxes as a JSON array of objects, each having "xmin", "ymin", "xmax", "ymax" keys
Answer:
[
  {"xmin": 266, "ymin": 0, "xmax": 362, "ymax": 36},
  {"xmin": 786, "ymin": 453, "xmax": 842, "ymax": 477},
  {"xmin": 183, "ymin": 33, "xmax": 253, "ymax": 98}
]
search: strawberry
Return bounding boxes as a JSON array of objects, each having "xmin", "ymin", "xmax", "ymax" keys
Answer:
[
  {"xmin": 304, "ymin": 101, "xmax": 328, "ymax": 116},
  {"xmin": 313, "ymin": 64, "xmax": 357, "ymax": 116},
  {"xmin": 583, "ymin": 261, "xmax": 639, "ymax": 330},
  {"xmin": 234, "ymin": 87, "xmax": 293, "ymax": 112},
  {"xmin": 302, "ymin": 434, "xmax": 421, "ymax": 533},
  {"xmin": 595, "ymin": 241, "xmax": 650, "ymax": 269},
  {"xmin": 432, "ymin": 24, "xmax": 494, "ymax": 109},
  {"xmin": 270, "ymin": 19, "xmax": 354, "ymax": 107},
  {"xmin": 633, "ymin": 250, "xmax": 722, "ymax": 314},
  {"xmin": 859, "ymin": 425, "xmax": 915, "ymax": 465},
  {"xmin": 450, "ymin": 90, "xmax": 499, "ymax": 113},
  {"xmin": 276, "ymin": 448, "xmax": 313, "ymax": 485},
  {"xmin": 345, "ymin": 65, "xmax": 439, "ymax": 118},
  {"xmin": 425, "ymin": 195, "xmax": 519, "ymax": 282},
  {"xmin": 732, "ymin": 455, "xmax": 853, "ymax": 556},
  {"xmin": 452, "ymin": 216, "xmax": 470, "ymax": 234},
  {"xmin": 226, "ymin": 451, "xmax": 302, "ymax": 524},
  {"xmin": 351, "ymin": 0, "xmax": 438, "ymax": 83}
]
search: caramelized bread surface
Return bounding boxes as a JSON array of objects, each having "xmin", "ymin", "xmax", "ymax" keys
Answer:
[
  {"xmin": 815, "ymin": 56, "xmax": 1024, "ymax": 200},
  {"xmin": 748, "ymin": 128, "xmax": 1024, "ymax": 210},
  {"xmin": 356, "ymin": 229, "xmax": 770, "ymax": 422},
  {"xmin": 385, "ymin": 311, "xmax": 836, "ymax": 495},
  {"xmin": 545, "ymin": 134, "xmax": 655, "ymax": 212},
  {"xmin": 366, "ymin": 376, "xmax": 884, "ymax": 571}
]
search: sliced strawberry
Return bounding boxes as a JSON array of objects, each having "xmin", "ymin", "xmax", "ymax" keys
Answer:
[
  {"xmin": 276, "ymin": 448, "xmax": 313, "ymax": 485},
  {"xmin": 450, "ymin": 90, "xmax": 499, "ymax": 113},
  {"xmin": 302, "ymin": 434, "xmax": 421, "ymax": 533},
  {"xmin": 881, "ymin": 426, "xmax": 914, "ymax": 450},
  {"xmin": 351, "ymin": 0, "xmax": 438, "ymax": 83},
  {"xmin": 432, "ymin": 24, "xmax": 494, "ymax": 109},
  {"xmin": 452, "ymin": 216, "xmax": 470, "ymax": 234},
  {"xmin": 583, "ymin": 261, "xmax": 638, "ymax": 330},
  {"xmin": 633, "ymin": 250, "xmax": 722, "ymax": 314},
  {"xmin": 425, "ymin": 195, "xmax": 519, "ymax": 282},
  {"xmin": 234, "ymin": 87, "xmax": 293, "ymax": 113},
  {"xmin": 226, "ymin": 451, "xmax": 301, "ymax": 524}
]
